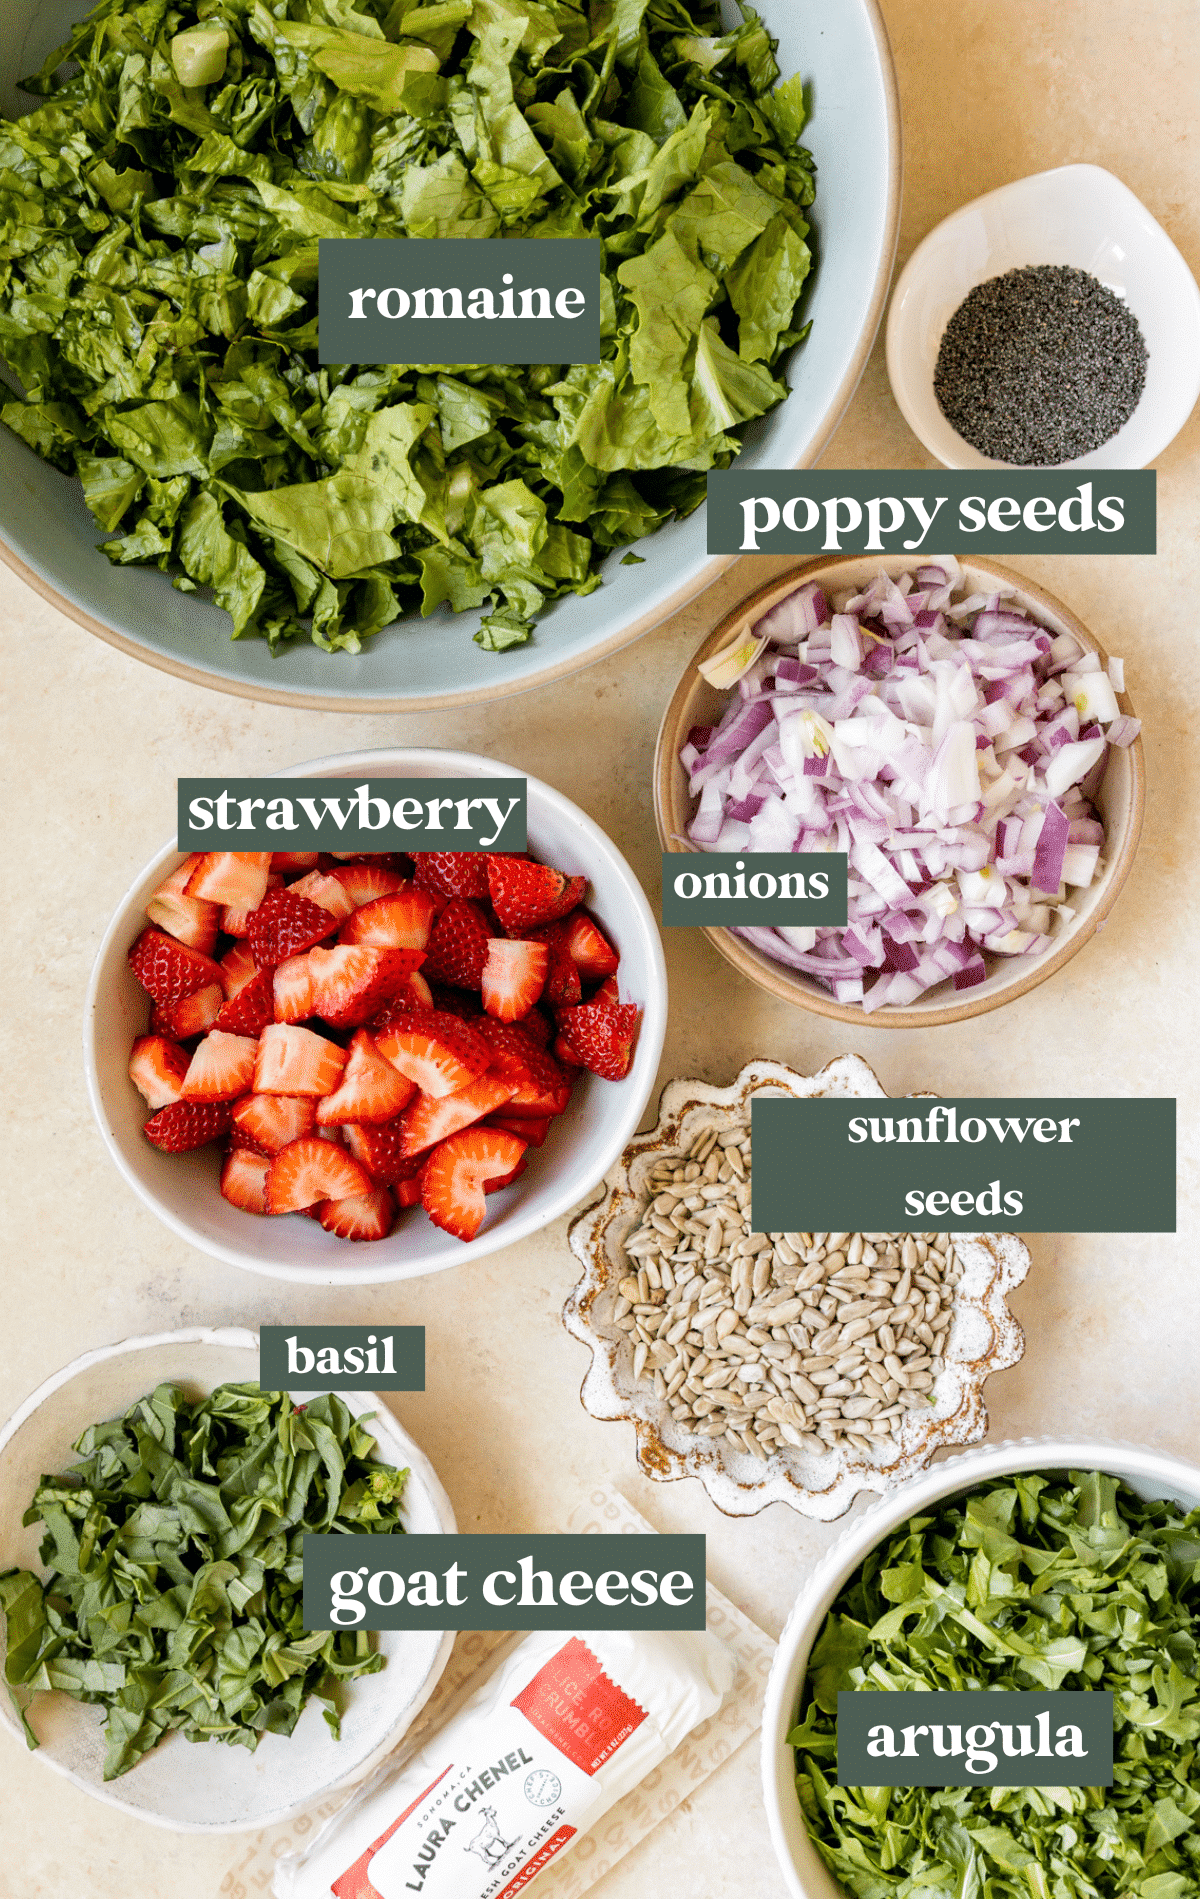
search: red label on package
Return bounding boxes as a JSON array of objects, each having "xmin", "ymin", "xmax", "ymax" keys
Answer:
[
  {"xmin": 333, "ymin": 1767, "xmax": 454, "ymax": 1898},
  {"xmin": 496, "ymin": 1826, "xmax": 578, "ymax": 1898},
  {"xmin": 511, "ymin": 1638, "xmax": 647, "ymax": 1775}
]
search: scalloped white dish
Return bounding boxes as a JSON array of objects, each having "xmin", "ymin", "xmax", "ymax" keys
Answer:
[
  {"xmin": 564, "ymin": 1056, "xmax": 1031, "ymax": 1519},
  {"xmin": 0, "ymin": 1328, "xmax": 455, "ymax": 1832}
]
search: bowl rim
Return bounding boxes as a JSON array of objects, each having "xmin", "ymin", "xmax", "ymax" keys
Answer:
[
  {"xmin": 0, "ymin": 1324, "xmax": 458, "ymax": 1833},
  {"xmin": 759, "ymin": 1434, "xmax": 1200, "ymax": 1899},
  {"xmin": 652, "ymin": 553, "xmax": 1146, "ymax": 1027},
  {"xmin": 0, "ymin": 0, "xmax": 902, "ymax": 713},
  {"xmin": 82, "ymin": 747, "xmax": 669, "ymax": 1285},
  {"xmin": 884, "ymin": 161, "xmax": 1200, "ymax": 471}
]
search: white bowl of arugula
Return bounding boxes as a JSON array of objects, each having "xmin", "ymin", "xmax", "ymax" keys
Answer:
[
  {"xmin": 0, "ymin": 0, "xmax": 900, "ymax": 709},
  {"xmin": 0, "ymin": 1326, "xmax": 456, "ymax": 1831},
  {"xmin": 761, "ymin": 1439, "xmax": 1200, "ymax": 1899}
]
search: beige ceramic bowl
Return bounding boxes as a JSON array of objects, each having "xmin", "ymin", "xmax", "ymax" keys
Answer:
[
  {"xmin": 0, "ymin": 1327, "xmax": 455, "ymax": 1832},
  {"xmin": 654, "ymin": 555, "xmax": 1145, "ymax": 1027}
]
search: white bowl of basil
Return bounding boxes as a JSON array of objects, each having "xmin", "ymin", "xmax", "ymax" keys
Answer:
[
  {"xmin": 761, "ymin": 1438, "xmax": 1200, "ymax": 1899},
  {"xmin": 0, "ymin": 1327, "xmax": 456, "ymax": 1831},
  {"xmin": 0, "ymin": 0, "xmax": 900, "ymax": 710}
]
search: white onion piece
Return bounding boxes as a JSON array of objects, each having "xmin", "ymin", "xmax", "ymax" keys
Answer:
[{"xmin": 697, "ymin": 629, "xmax": 768, "ymax": 690}]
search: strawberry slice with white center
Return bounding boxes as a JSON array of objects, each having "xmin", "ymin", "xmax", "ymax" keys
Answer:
[
  {"xmin": 214, "ymin": 966, "xmax": 274, "ymax": 1036},
  {"xmin": 592, "ymin": 974, "xmax": 620, "ymax": 1006},
  {"xmin": 271, "ymin": 851, "xmax": 319, "ymax": 872},
  {"xmin": 143, "ymin": 1100, "xmax": 231, "ymax": 1152},
  {"xmin": 339, "ymin": 888, "xmax": 439, "ymax": 952},
  {"xmin": 484, "ymin": 1157, "xmax": 528, "ymax": 1192},
  {"xmin": 481, "ymin": 938, "xmax": 548, "ymax": 1022},
  {"xmin": 486, "ymin": 854, "xmax": 587, "ymax": 934},
  {"xmin": 342, "ymin": 1120, "xmax": 426, "ymax": 1187},
  {"xmin": 129, "ymin": 927, "xmax": 226, "ymax": 1005},
  {"xmin": 287, "ymin": 870, "xmax": 355, "ymax": 922},
  {"xmin": 424, "ymin": 898, "xmax": 492, "ymax": 989},
  {"xmin": 562, "ymin": 911, "xmax": 620, "ymax": 980},
  {"xmin": 315, "ymin": 1188, "xmax": 396, "ymax": 1242},
  {"xmin": 221, "ymin": 873, "xmax": 282, "ymax": 938},
  {"xmin": 485, "ymin": 1112, "xmax": 552, "ymax": 1147},
  {"xmin": 396, "ymin": 1173, "xmax": 425, "ymax": 1208},
  {"xmin": 146, "ymin": 855, "xmax": 220, "ymax": 953},
  {"xmin": 220, "ymin": 940, "xmax": 258, "ymax": 999},
  {"xmin": 532, "ymin": 920, "xmax": 581, "ymax": 1009},
  {"xmin": 254, "ymin": 1023, "xmax": 347, "ymax": 1097},
  {"xmin": 220, "ymin": 1147, "xmax": 270, "ymax": 1215},
  {"xmin": 555, "ymin": 999, "xmax": 641, "ymax": 1081},
  {"xmin": 411, "ymin": 851, "xmax": 491, "ymax": 900},
  {"xmin": 265, "ymin": 1136, "xmax": 374, "ymax": 1213},
  {"xmin": 231, "ymin": 1092, "xmax": 316, "ymax": 1154},
  {"xmin": 180, "ymin": 1030, "xmax": 259, "ymax": 1102},
  {"xmin": 330, "ymin": 864, "xmax": 407, "ymax": 908},
  {"xmin": 128, "ymin": 1035, "xmax": 190, "ymax": 1110},
  {"xmin": 273, "ymin": 954, "xmax": 316, "ymax": 1024},
  {"xmin": 185, "ymin": 851, "xmax": 273, "ymax": 909},
  {"xmin": 375, "ymin": 1010, "xmax": 492, "ymax": 1099},
  {"xmin": 316, "ymin": 1029, "xmax": 416, "ymax": 1126},
  {"xmin": 421, "ymin": 1127, "xmax": 528, "ymax": 1241},
  {"xmin": 407, "ymin": 970, "xmax": 434, "ymax": 1009},
  {"xmin": 248, "ymin": 887, "xmax": 337, "ymax": 969},
  {"xmin": 399, "ymin": 1074, "xmax": 518, "ymax": 1157},
  {"xmin": 152, "ymin": 983, "xmax": 224, "ymax": 1040},
  {"xmin": 308, "ymin": 945, "xmax": 425, "ymax": 1030},
  {"xmin": 472, "ymin": 1018, "xmax": 572, "ymax": 1117}
]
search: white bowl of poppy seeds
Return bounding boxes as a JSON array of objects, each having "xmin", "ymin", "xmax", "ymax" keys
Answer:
[{"xmin": 887, "ymin": 163, "xmax": 1200, "ymax": 468}]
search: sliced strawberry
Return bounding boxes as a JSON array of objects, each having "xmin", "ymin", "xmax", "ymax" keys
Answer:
[
  {"xmin": 553, "ymin": 1033, "xmax": 584, "ymax": 1070},
  {"xmin": 214, "ymin": 966, "xmax": 274, "ymax": 1035},
  {"xmin": 412, "ymin": 851, "xmax": 491, "ymax": 900},
  {"xmin": 254, "ymin": 1023, "xmax": 347, "ymax": 1097},
  {"xmin": 265, "ymin": 1136, "xmax": 374, "ymax": 1213},
  {"xmin": 486, "ymin": 1112, "xmax": 551, "ymax": 1147},
  {"xmin": 180, "ymin": 1031, "xmax": 259, "ymax": 1103},
  {"xmin": 271, "ymin": 851, "xmax": 319, "ymax": 872},
  {"xmin": 533, "ymin": 920, "xmax": 582, "ymax": 1009},
  {"xmin": 221, "ymin": 873, "xmax": 282, "ymax": 938},
  {"xmin": 481, "ymin": 938, "xmax": 548, "ymax": 1022},
  {"xmin": 407, "ymin": 970, "xmax": 434, "ymax": 1009},
  {"xmin": 562, "ymin": 911, "xmax": 620, "ymax": 980},
  {"xmin": 330, "ymin": 864, "xmax": 407, "ymax": 908},
  {"xmin": 220, "ymin": 940, "xmax": 258, "ymax": 999},
  {"xmin": 288, "ymin": 870, "xmax": 355, "ymax": 922},
  {"xmin": 396, "ymin": 1172, "xmax": 425, "ymax": 1208},
  {"xmin": 426, "ymin": 983, "xmax": 483, "ymax": 1020},
  {"xmin": 185, "ymin": 851, "xmax": 273, "ymax": 909},
  {"xmin": 325, "ymin": 852, "xmax": 410, "ymax": 869},
  {"xmin": 421, "ymin": 1127, "xmax": 528, "ymax": 1241},
  {"xmin": 143, "ymin": 1100, "xmax": 231, "ymax": 1153},
  {"xmin": 146, "ymin": 855, "xmax": 219, "ymax": 953},
  {"xmin": 220, "ymin": 1147, "xmax": 269, "ymax": 1214},
  {"xmin": 519, "ymin": 1007, "xmax": 553, "ymax": 1049},
  {"xmin": 315, "ymin": 1187, "xmax": 396, "ymax": 1242},
  {"xmin": 472, "ymin": 1018, "xmax": 572, "ymax": 1116},
  {"xmin": 592, "ymin": 974, "xmax": 620, "ymax": 1006},
  {"xmin": 129, "ymin": 927, "xmax": 225, "ymax": 1006},
  {"xmin": 128, "ymin": 1035, "xmax": 189, "ymax": 1110},
  {"xmin": 556, "ymin": 999, "xmax": 640, "ymax": 1081},
  {"xmin": 375, "ymin": 1011, "xmax": 492, "ymax": 1099},
  {"xmin": 400, "ymin": 1075, "xmax": 518, "ymax": 1157},
  {"xmin": 342, "ymin": 1120, "xmax": 426, "ymax": 1187},
  {"xmin": 484, "ymin": 1157, "xmax": 528, "ymax": 1192},
  {"xmin": 338, "ymin": 887, "xmax": 438, "ymax": 952},
  {"xmin": 424, "ymin": 898, "xmax": 491, "ymax": 988},
  {"xmin": 308, "ymin": 944, "xmax": 424, "ymax": 1030},
  {"xmin": 248, "ymin": 887, "xmax": 337, "ymax": 969},
  {"xmin": 152, "ymin": 983, "xmax": 224, "ymax": 1040},
  {"xmin": 486, "ymin": 855, "xmax": 586, "ymax": 934},
  {"xmin": 273, "ymin": 953, "xmax": 315, "ymax": 1024},
  {"xmin": 231, "ymin": 1092, "xmax": 316, "ymax": 1154},
  {"xmin": 316, "ymin": 1029, "xmax": 416, "ymax": 1126}
]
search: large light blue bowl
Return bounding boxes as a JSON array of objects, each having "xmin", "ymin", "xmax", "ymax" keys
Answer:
[{"xmin": 1, "ymin": 1, "xmax": 901, "ymax": 708}]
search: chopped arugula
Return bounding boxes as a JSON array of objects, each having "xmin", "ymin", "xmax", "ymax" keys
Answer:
[
  {"xmin": 1, "ymin": 0, "xmax": 815, "ymax": 655},
  {"xmin": 0, "ymin": 1383, "xmax": 407, "ymax": 1779},
  {"xmin": 788, "ymin": 1471, "xmax": 1200, "ymax": 1899}
]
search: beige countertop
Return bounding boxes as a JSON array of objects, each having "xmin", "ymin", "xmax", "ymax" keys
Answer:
[{"xmin": 2, "ymin": 3, "xmax": 1198, "ymax": 1895}]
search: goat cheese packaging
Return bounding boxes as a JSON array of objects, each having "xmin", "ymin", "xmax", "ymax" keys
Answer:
[{"xmin": 274, "ymin": 1629, "xmax": 736, "ymax": 1899}]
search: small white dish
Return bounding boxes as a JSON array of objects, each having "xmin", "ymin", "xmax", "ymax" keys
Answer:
[
  {"xmin": 83, "ymin": 749, "xmax": 668, "ymax": 1286},
  {"xmin": 0, "ymin": 1327, "xmax": 455, "ymax": 1833},
  {"xmin": 564, "ymin": 1055, "xmax": 1030, "ymax": 1519},
  {"xmin": 887, "ymin": 163, "xmax": 1200, "ymax": 468},
  {"xmin": 760, "ymin": 1436, "xmax": 1200, "ymax": 1899}
]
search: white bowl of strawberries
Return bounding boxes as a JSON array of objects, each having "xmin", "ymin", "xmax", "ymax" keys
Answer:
[{"xmin": 85, "ymin": 749, "xmax": 668, "ymax": 1284}]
